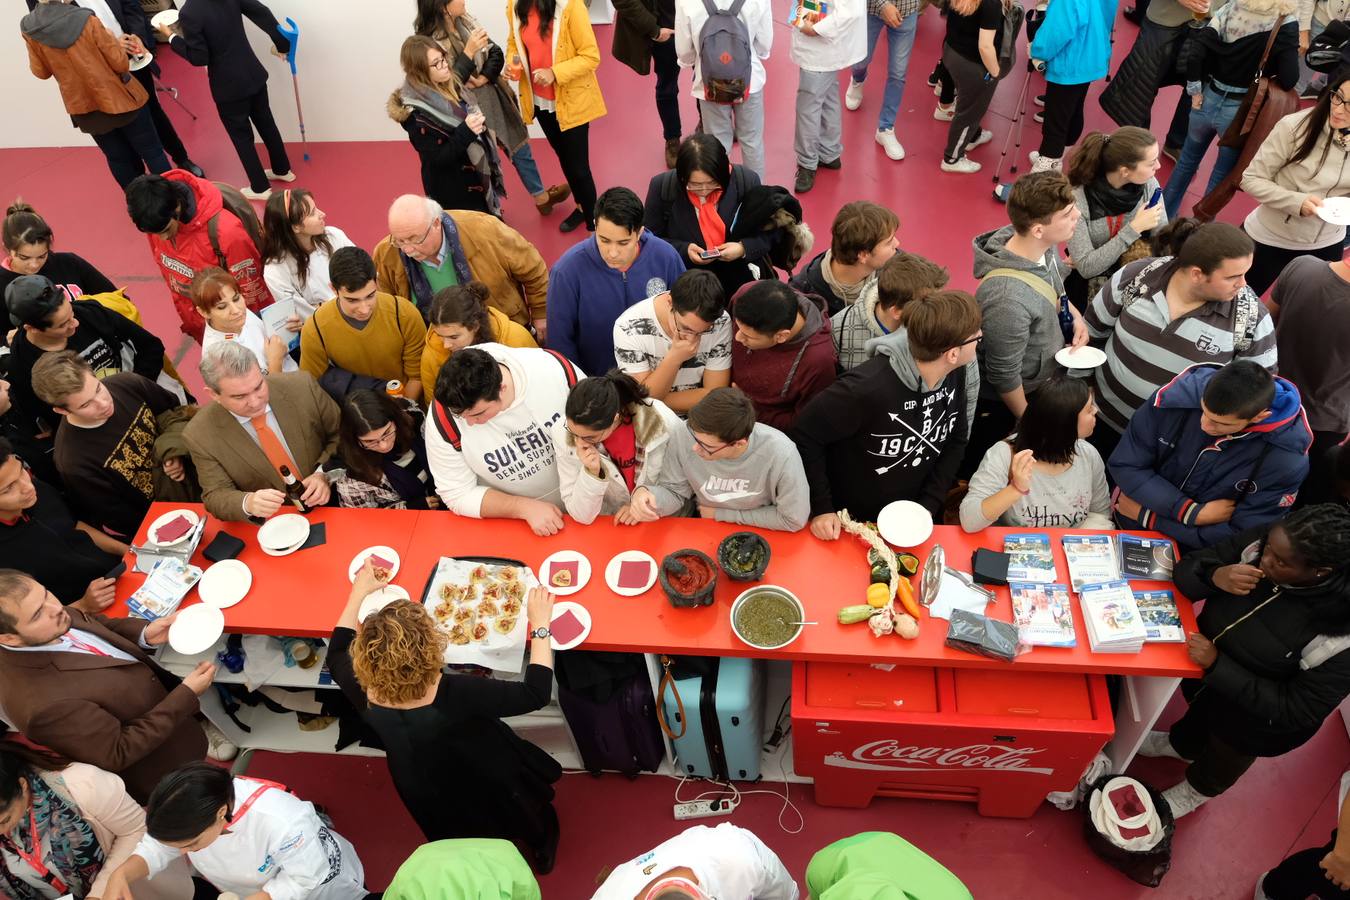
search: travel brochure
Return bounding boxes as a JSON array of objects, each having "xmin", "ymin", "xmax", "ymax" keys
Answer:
[
  {"xmin": 1078, "ymin": 580, "xmax": 1148, "ymax": 653},
  {"xmin": 1134, "ymin": 590, "xmax": 1185, "ymax": 643},
  {"xmin": 1004, "ymin": 533, "xmax": 1058, "ymax": 583},
  {"xmin": 1009, "ymin": 582, "xmax": 1077, "ymax": 648},
  {"xmin": 1118, "ymin": 534, "xmax": 1177, "ymax": 581},
  {"xmin": 1061, "ymin": 534, "xmax": 1121, "ymax": 591}
]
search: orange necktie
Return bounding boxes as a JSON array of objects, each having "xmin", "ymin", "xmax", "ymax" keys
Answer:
[{"xmin": 250, "ymin": 413, "xmax": 298, "ymax": 476}]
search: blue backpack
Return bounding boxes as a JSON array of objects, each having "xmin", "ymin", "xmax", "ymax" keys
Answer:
[{"xmin": 698, "ymin": 0, "xmax": 752, "ymax": 104}]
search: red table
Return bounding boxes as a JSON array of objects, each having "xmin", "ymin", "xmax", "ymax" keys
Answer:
[{"xmin": 118, "ymin": 504, "xmax": 1200, "ymax": 678}]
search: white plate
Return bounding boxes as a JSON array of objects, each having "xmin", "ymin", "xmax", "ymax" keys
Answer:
[
  {"xmin": 261, "ymin": 535, "xmax": 306, "ymax": 557},
  {"xmin": 150, "ymin": 9, "xmax": 179, "ymax": 28},
  {"xmin": 1056, "ymin": 346, "xmax": 1108, "ymax": 370},
  {"xmin": 876, "ymin": 500, "xmax": 934, "ymax": 548},
  {"xmin": 539, "ymin": 550, "xmax": 592, "ymax": 596},
  {"xmin": 148, "ymin": 509, "xmax": 200, "ymax": 547},
  {"xmin": 258, "ymin": 513, "xmax": 309, "ymax": 550},
  {"xmin": 358, "ymin": 584, "xmax": 411, "ymax": 623},
  {"xmin": 168, "ymin": 604, "xmax": 225, "ymax": 655},
  {"xmin": 549, "ymin": 600, "xmax": 592, "ymax": 651},
  {"xmin": 128, "ymin": 51, "xmax": 154, "ymax": 72},
  {"xmin": 198, "ymin": 560, "xmax": 251, "ymax": 608},
  {"xmin": 349, "ymin": 546, "xmax": 401, "ymax": 582},
  {"xmin": 1317, "ymin": 196, "xmax": 1350, "ymax": 225},
  {"xmin": 604, "ymin": 550, "xmax": 658, "ymax": 597}
]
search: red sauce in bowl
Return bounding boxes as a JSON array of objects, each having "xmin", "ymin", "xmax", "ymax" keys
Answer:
[{"xmin": 668, "ymin": 553, "xmax": 716, "ymax": 594}]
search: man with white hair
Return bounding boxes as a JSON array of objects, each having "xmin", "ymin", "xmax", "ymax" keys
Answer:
[
  {"xmin": 373, "ymin": 195, "xmax": 551, "ymax": 340},
  {"xmin": 183, "ymin": 341, "xmax": 341, "ymax": 521}
]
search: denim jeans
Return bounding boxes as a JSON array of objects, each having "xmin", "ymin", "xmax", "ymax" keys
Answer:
[
  {"xmin": 850, "ymin": 11, "xmax": 920, "ymax": 132},
  {"xmin": 92, "ymin": 105, "xmax": 170, "ymax": 189},
  {"xmin": 1162, "ymin": 84, "xmax": 1243, "ymax": 220},
  {"xmin": 510, "ymin": 142, "xmax": 546, "ymax": 197}
]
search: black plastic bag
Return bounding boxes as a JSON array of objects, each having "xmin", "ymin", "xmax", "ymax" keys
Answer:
[
  {"xmin": 944, "ymin": 609, "xmax": 1018, "ymax": 661},
  {"xmin": 1082, "ymin": 774, "xmax": 1176, "ymax": 888}
]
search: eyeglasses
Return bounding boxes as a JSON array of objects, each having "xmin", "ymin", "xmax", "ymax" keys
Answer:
[
  {"xmin": 429, "ymin": 56, "xmax": 450, "ymax": 70},
  {"xmin": 358, "ymin": 424, "xmax": 397, "ymax": 450},
  {"xmin": 685, "ymin": 180, "xmax": 720, "ymax": 195},
  {"xmin": 564, "ymin": 423, "xmax": 605, "ymax": 446},
  {"xmin": 671, "ymin": 316, "xmax": 713, "ymax": 340},
  {"xmin": 955, "ymin": 333, "xmax": 983, "ymax": 349},
  {"xmin": 1332, "ymin": 92, "xmax": 1350, "ymax": 109},
  {"xmin": 687, "ymin": 424, "xmax": 730, "ymax": 455},
  {"xmin": 394, "ymin": 219, "xmax": 438, "ymax": 248}
]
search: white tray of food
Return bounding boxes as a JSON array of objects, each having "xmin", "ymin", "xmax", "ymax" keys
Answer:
[{"xmin": 422, "ymin": 557, "xmax": 538, "ymax": 673}]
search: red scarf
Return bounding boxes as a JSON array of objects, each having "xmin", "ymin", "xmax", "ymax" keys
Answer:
[{"xmin": 690, "ymin": 189, "xmax": 726, "ymax": 250}]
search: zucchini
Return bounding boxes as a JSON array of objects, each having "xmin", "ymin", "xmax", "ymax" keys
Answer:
[{"xmin": 838, "ymin": 604, "xmax": 876, "ymax": 625}]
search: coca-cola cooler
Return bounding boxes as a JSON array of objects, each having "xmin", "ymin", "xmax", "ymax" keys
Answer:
[{"xmin": 792, "ymin": 661, "xmax": 1115, "ymax": 818}]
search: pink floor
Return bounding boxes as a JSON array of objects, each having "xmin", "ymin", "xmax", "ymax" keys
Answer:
[{"xmin": 3, "ymin": 9, "xmax": 1339, "ymax": 898}]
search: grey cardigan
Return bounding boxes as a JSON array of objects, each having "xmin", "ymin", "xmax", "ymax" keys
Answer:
[{"xmin": 1066, "ymin": 178, "xmax": 1167, "ymax": 281}]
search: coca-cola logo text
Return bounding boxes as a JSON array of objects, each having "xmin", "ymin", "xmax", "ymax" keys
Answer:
[{"xmin": 823, "ymin": 739, "xmax": 1055, "ymax": 775}]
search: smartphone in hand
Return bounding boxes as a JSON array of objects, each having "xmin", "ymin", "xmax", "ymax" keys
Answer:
[
  {"xmin": 699, "ymin": 248, "xmax": 723, "ymax": 260},
  {"xmin": 1148, "ymin": 187, "xmax": 1163, "ymax": 208}
]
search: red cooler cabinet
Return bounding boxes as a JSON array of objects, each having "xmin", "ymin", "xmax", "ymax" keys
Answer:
[{"xmin": 792, "ymin": 662, "xmax": 1115, "ymax": 818}]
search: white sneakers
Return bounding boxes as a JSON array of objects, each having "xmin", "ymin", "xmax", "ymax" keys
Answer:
[
  {"xmin": 941, "ymin": 156, "xmax": 981, "ymax": 173},
  {"xmin": 875, "ymin": 129, "xmax": 905, "ymax": 160},
  {"xmin": 240, "ymin": 187, "xmax": 272, "ymax": 201},
  {"xmin": 1030, "ymin": 152, "xmax": 1062, "ymax": 172},
  {"xmin": 934, "ymin": 103, "xmax": 955, "ymax": 121},
  {"xmin": 1161, "ymin": 778, "xmax": 1210, "ymax": 819},
  {"xmin": 265, "ymin": 168, "xmax": 296, "ymax": 182},
  {"xmin": 967, "ymin": 129, "xmax": 993, "ymax": 150},
  {"xmin": 1137, "ymin": 729, "xmax": 1191, "ymax": 761},
  {"xmin": 203, "ymin": 720, "xmax": 239, "ymax": 762},
  {"xmin": 845, "ymin": 78, "xmax": 864, "ymax": 111}
]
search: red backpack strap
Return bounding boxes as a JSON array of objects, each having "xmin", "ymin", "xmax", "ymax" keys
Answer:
[
  {"xmin": 431, "ymin": 400, "xmax": 462, "ymax": 451},
  {"xmin": 541, "ymin": 348, "xmax": 580, "ymax": 388}
]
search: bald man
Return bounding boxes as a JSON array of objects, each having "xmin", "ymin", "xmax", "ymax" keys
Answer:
[{"xmin": 372, "ymin": 195, "xmax": 550, "ymax": 341}]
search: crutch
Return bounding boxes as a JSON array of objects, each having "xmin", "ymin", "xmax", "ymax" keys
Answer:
[
  {"xmin": 992, "ymin": 66, "xmax": 1034, "ymax": 184},
  {"xmin": 276, "ymin": 17, "xmax": 310, "ymax": 161},
  {"xmin": 154, "ymin": 76, "xmax": 199, "ymax": 120}
]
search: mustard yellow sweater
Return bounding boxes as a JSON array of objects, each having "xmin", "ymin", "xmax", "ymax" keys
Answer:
[{"xmin": 300, "ymin": 292, "xmax": 427, "ymax": 388}]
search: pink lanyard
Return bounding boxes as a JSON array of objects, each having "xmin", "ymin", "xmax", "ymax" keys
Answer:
[
  {"xmin": 228, "ymin": 779, "xmax": 288, "ymax": 827},
  {"xmin": 64, "ymin": 634, "xmax": 110, "ymax": 657},
  {"xmin": 2, "ymin": 804, "xmax": 69, "ymax": 896}
]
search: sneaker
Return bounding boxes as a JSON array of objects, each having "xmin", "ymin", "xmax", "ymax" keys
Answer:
[
  {"xmin": 927, "ymin": 70, "xmax": 939, "ymax": 89},
  {"xmin": 794, "ymin": 166, "xmax": 817, "ymax": 193},
  {"xmin": 933, "ymin": 103, "xmax": 955, "ymax": 122},
  {"xmin": 1161, "ymin": 778, "xmax": 1210, "ymax": 819},
  {"xmin": 1033, "ymin": 110, "xmax": 1045, "ymax": 124},
  {"xmin": 1034, "ymin": 93, "xmax": 1046, "ymax": 107},
  {"xmin": 203, "ymin": 721, "xmax": 238, "ymax": 762},
  {"xmin": 265, "ymin": 169, "xmax": 296, "ymax": 183},
  {"xmin": 1031, "ymin": 154, "xmax": 1061, "ymax": 172},
  {"xmin": 818, "ymin": 156, "xmax": 842, "ymax": 169},
  {"xmin": 1253, "ymin": 872, "xmax": 1273, "ymax": 900},
  {"xmin": 875, "ymin": 129, "xmax": 905, "ymax": 160},
  {"xmin": 1138, "ymin": 729, "xmax": 1192, "ymax": 761},
  {"xmin": 966, "ymin": 129, "xmax": 994, "ymax": 151},
  {"xmin": 240, "ymin": 187, "xmax": 271, "ymax": 201},
  {"xmin": 993, "ymin": 182, "xmax": 1011, "ymax": 202},
  {"xmin": 941, "ymin": 156, "xmax": 981, "ymax": 174},
  {"xmin": 845, "ymin": 78, "xmax": 864, "ymax": 111}
]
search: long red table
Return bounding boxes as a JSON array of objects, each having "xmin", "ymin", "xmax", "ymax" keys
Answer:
[{"xmin": 116, "ymin": 503, "xmax": 1201, "ymax": 679}]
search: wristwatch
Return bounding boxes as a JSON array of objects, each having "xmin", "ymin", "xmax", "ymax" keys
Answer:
[{"xmin": 530, "ymin": 626, "xmax": 552, "ymax": 640}]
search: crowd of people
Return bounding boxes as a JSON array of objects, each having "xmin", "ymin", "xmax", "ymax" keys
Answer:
[{"xmin": 9, "ymin": 0, "xmax": 1350, "ymax": 895}]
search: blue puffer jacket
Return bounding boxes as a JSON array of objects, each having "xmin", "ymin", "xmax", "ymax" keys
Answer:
[
  {"xmin": 1108, "ymin": 363, "xmax": 1312, "ymax": 551},
  {"xmin": 1029, "ymin": 0, "xmax": 1116, "ymax": 86}
]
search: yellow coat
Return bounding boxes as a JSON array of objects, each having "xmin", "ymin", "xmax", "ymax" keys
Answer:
[
  {"xmin": 420, "ymin": 306, "xmax": 540, "ymax": 394},
  {"xmin": 506, "ymin": 0, "xmax": 607, "ymax": 131}
]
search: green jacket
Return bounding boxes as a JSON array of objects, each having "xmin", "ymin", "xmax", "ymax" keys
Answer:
[
  {"xmin": 806, "ymin": 832, "xmax": 972, "ymax": 900},
  {"xmin": 384, "ymin": 839, "xmax": 541, "ymax": 900}
]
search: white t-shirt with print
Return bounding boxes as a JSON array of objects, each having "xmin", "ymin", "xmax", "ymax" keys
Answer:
[{"xmin": 612, "ymin": 297, "xmax": 732, "ymax": 394}]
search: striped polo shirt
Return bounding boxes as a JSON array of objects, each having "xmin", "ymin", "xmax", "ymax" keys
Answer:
[{"xmin": 1086, "ymin": 257, "xmax": 1278, "ymax": 433}]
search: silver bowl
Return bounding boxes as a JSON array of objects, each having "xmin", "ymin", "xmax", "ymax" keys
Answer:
[{"xmin": 730, "ymin": 585, "xmax": 805, "ymax": 651}]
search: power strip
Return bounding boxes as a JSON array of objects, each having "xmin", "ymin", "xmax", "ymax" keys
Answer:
[{"xmin": 673, "ymin": 798, "xmax": 738, "ymax": 820}]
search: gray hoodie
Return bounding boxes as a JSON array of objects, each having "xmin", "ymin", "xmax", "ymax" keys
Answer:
[
  {"xmin": 864, "ymin": 327, "xmax": 978, "ymax": 438},
  {"xmin": 972, "ymin": 225, "xmax": 1067, "ymax": 400},
  {"xmin": 648, "ymin": 423, "xmax": 811, "ymax": 532},
  {"xmin": 21, "ymin": 2, "xmax": 93, "ymax": 48}
]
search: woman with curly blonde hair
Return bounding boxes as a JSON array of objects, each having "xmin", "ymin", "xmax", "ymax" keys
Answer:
[{"xmin": 328, "ymin": 561, "xmax": 562, "ymax": 871}]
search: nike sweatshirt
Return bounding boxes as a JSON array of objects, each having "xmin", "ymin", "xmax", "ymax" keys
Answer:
[
  {"xmin": 647, "ymin": 423, "xmax": 811, "ymax": 532},
  {"xmin": 791, "ymin": 330, "xmax": 968, "ymax": 521}
]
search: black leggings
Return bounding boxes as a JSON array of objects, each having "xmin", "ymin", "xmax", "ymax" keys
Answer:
[
  {"xmin": 1263, "ymin": 831, "xmax": 1350, "ymax": 899},
  {"xmin": 1167, "ymin": 692, "xmax": 1257, "ymax": 797},
  {"xmin": 1039, "ymin": 81, "xmax": 1090, "ymax": 159},
  {"xmin": 535, "ymin": 109, "xmax": 597, "ymax": 225}
]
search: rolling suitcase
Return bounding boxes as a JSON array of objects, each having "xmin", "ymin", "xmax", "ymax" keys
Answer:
[
  {"xmin": 558, "ymin": 674, "xmax": 665, "ymax": 778},
  {"xmin": 661, "ymin": 657, "xmax": 765, "ymax": 781}
]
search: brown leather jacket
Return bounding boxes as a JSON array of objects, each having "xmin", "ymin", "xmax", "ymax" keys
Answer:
[{"xmin": 23, "ymin": 4, "xmax": 148, "ymax": 117}]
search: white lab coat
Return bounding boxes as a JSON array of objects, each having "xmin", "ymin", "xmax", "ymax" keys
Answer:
[
  {"xmin": 591, "ymin": 823, "xmax": 799, "ymax": 899},
  {"xmin": 135, "ymin": 779, "xmax": 366, "ymax": 900}
]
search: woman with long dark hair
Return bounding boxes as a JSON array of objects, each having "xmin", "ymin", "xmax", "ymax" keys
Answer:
[
  {"xmin": 329, "ymin": 561, "xmax": 562, "ymax": 872},
  {"xmin": 262, "ymin": 188, "xmax": 356, "ymax": 321},
  {"xmin": 1063, "ymin": 127, "xmax": 1166, "ymax": 308},
  {"xmin": 1240, "ymin": 72, "xmax": 1350, "ymax": 295},
  {"xmin": 414, "ymin": 0, "xmax": 571, "ymax": 217},
  {"xmin": 643, "ymin": 134, "xmax": 766, "ymax": 296},
  {"xmin": 419, "ymin": 282, "xmax": 539, "ymax": 393},
  {"xmin": 1, "ymin": 201, "xmax": 115, "ymax": 302},
  {"xmin": 1140, "ymin": 504, "xmax": 1350, "ymax": 819},
  {"xmin": 552, "ymin": 370, "xmax": 682, "ymax": 525},
  {"xmin": 505, "ymin": 0, "xmax": 607, "ymax": 232},
  {"xmin": 389, "ymin": 35, "xmax": 506, "ymax": 216},
  {"xmin": 0, "ymin": 740, "xmax": 167, "ymax": 900},
  {"xmin": 105, "ymin": 761, "xmax": 369, "ymax": 899},
  {"xmin": 960, "ymin": 375, "xmax": 1111, "ymax": 531},
  {"xmin": 334, "ymin": 389, "xmax": 434, "ymax": 510}
]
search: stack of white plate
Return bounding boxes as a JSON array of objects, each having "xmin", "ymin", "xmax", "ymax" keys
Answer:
[{"xmin": 257, "ymin": 514, "xmax": 310, "ymax": 556}]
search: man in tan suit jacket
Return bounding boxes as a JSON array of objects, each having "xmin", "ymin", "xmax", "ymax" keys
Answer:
[
  {"xmin": 184, "ymin": 340, "xmax": 341, "ymax": 522},
  {"xmin": 0, "ymin": 570, "xmax": 213, "ymax": 804}
]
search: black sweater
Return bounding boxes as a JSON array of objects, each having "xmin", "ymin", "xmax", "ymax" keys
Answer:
[
  {"xmin": 1187, "ymin": 20, "xmax": 1300, "ymax": 92},
  {"xmin": 1174, "ymin": 525, "xmax": 1350, "ymax": 756},
  {"xmin": 790, "ymin": 354, "xmax": 968, "ymax": 522},
  {"xmin": 0, "ymin": 252, "xmax": 115, "ymax": 304}
]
